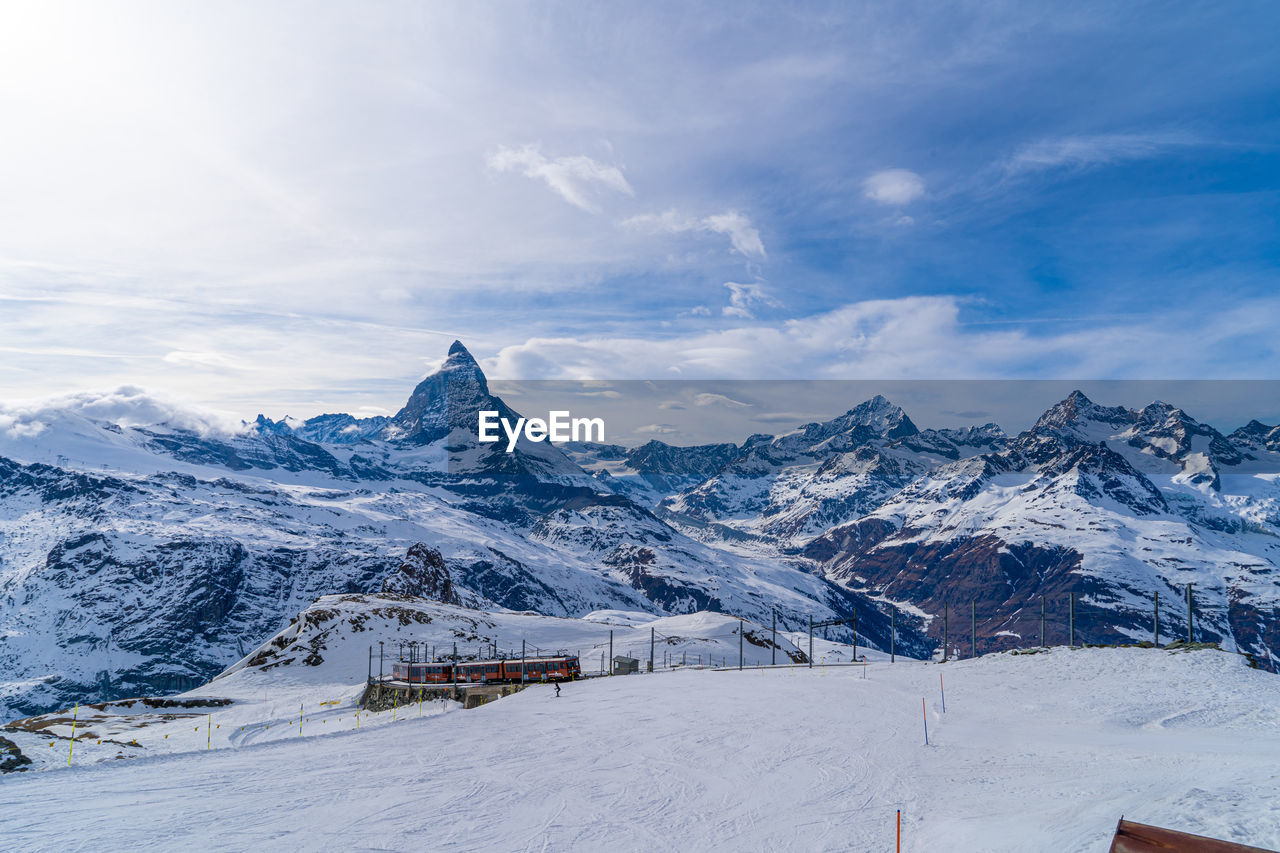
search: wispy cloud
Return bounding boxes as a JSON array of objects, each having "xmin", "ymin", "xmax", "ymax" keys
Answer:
[
  {"xmin": 623, "ymin": 209, "xmax": 767, "ymax": 259},
  {"xmin": 484, "ymin": 294, "xmax": 1280, "ymax": 381},
  {"xmin": 635, "ymin": 423, "xmax": 678, "ymax": 434},
  {"xmin": 487, "ymin": 144, "xmax": 633, "ymax": 213},
  {"xmin": 863, "ymin": 169, "xmax": 925, "ymax": 205},
  {"xmin": 693, "ymin": 392, "xmax": 750, "ymax": 408},
  {"xmin": 702, "ymin": 212, "xmax": 767, "ymax": 259},
  {"xmin": 1004, "ymin": 132, "xmax": 1198, "ymax": 175},
  {"xmin": 722, "ymin": 282, "xmax": 778, "ymax": 319}
]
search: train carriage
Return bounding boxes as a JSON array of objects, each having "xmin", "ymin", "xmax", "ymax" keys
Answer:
[
  {"xmin": 456, "ymin": 661, "xmax": 503, "ymax": 683},
  {"xmin": 392, "ymin": 655, "xmax": 580, "ymax": 684},
  {"xmin": 499, "ymin": 656, "xmax": 581, "ymax": 682},
  {"xmin": 391, "ymin": 662, "xmax": 455, "ymax": 684}
]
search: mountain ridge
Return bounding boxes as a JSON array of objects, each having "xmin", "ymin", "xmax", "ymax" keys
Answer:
[{"xmin": 3, "ymin": 352, "xmax": 1280, "ymax": 721}]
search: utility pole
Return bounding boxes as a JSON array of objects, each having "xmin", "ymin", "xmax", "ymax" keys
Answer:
[
  {"xmin": 943, "ymin": 603, "xmax": 949, "ymax": 662},
  {"xmin": 739, "ymin": 618, "xmax": 744, "ymax": 670},
  {"xmin": 367, "ymin": 645, "xmax": 373, "ymax": 684},
  {"xmin": 890, "ymin": 607, "xmax": 895, "ymax": 663},
  {"xmin": 378, "ymin": 641, "xmax": 384, "ymax": 682},
  {"xmin": 521, "ymin": 639, "xmax": 526, "ymax": 685},
  {"xmin": 852, "ymin": 609, "xmax": 858, "ymax": 662},
  {"xmin": 808, "ymin": 615, "xmax": 813, "ymax": 668},
  {"xmin": 1186, "ymin": 583, "xmax": 1193, "ymax": 643},
  {"xmin": 1040, "ymin": 595, "xmax": 1045, "ymax": 648},
  {"xmin": 649, "ymin": 627, "xmax": 655, "ymax": 673},
  {"xmin": 771, "ymin": 610, "xmax": 776, "ymax": 666},
  {"xmin": 1069, "ymin": 593, "xmax": 1075, "ymax": 648},
  {"xmin": 971, "ymin": 600, "xmax": 976, "ymax": 659},
  {"xmin": 609, "ymin": 630, "xmax": 613, "ymax": 675},
  {"xmin": 1154, "ymin": 591, "xmax": 1160, "ymax": 647}
]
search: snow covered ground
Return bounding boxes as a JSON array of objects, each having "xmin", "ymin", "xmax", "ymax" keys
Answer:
[
  {"xmin": 2, "ymin": 645, "xmax": 1277, "ymax": 852},
  {"xmin": 0, "ymin": 600, "xmax": 815, "ymax": 772}
]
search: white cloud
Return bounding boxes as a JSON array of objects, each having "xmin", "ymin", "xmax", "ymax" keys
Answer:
[
  {"xmin": 635, "ymin": 423, "xmax": 678, "ymax": 434},
  {"xmin": 162, "ymin": 350, "xmax": 254, "ymax": 371},
  {"xmin": 863, "ymin": 169, "xmax": 925, "ymax": 205},
  {"xmin": 623, "ymin": 209, "xmax": 766, "ymax": 259},
  {"xmin": 693, "ymin": 392, "xmax": 750, "ymax": 408},
  {"xmin": 487, "ymin": 144, "xmax": 633, "ymax": 213},
  {"xmin": 1005, "ymin": 132, "xmax": 1196, "ymax": 175},
  {"xmin": 702, "ymin": 211, "xmax": 767, "ymax": 259},
  {"xmin": 722, "ymin": 281, "xmax": 778, "ymax": 319},
  {"xmin": 482, "ymin": 295, "xmax": 1280, "ymax": 381},
  {"xmin": 0, "ymin": 386, "xmax": 241, "ymax": 439}
]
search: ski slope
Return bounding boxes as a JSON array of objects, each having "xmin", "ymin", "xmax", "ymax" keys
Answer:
[{"xmin": 2, "ymin": 646, "xmax": 1278, "ymax": 852}]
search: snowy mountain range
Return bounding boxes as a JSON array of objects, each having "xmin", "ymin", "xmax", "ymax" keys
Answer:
[
  {"xmin": 3, "ymin": 342, "xmax": 1279, "ymax": 721},
  {"xmin": 0, "ymin": 343, "xmax": 909, "ymax": 720}
]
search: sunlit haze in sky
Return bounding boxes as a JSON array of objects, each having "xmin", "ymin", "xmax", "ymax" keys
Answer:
[{"xmin": 1, "ymin": 1, "xmax": 1278, "ymax": 421}]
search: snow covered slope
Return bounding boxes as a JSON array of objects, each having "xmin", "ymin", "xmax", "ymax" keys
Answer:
[
  {"xmin": 0, "ymin": 594, "xmax": 816, "ymax": 774},
  {"xmin": 0, "ymin": 343, "xmax": 914, "ymax": 721},
  {"xmin": 2, "ymin": 646, "xmax": 1277, "ymax": 852}
]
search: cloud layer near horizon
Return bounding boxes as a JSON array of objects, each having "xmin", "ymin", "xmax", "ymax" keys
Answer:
[{"xmin": 482, "ymin": 295, "xmax": 1280, "ymax": 381}]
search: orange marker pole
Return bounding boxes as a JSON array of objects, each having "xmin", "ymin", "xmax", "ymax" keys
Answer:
[
  {"xmin": 922, "ymin": 697, "xmax": 929, "ymax": 746},
  {"xmin": 939, "ymin": 673, "xmax": 946, "ymax": 713},
  {"xmin": 897, "ymin": 809, "xmax": 901, "ymax": 852}
]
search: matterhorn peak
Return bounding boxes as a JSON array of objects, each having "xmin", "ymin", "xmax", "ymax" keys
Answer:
[
  {"xmin": 381, "ymin": 340, "xmax": 495, "ymax": 443},
  {"xmin": 431, "ymin": 340, "xmax": 487, "ymax": 384},
  {"xmin": 446, "ymin": 339, "xmax": 479, "ymax": 366}
]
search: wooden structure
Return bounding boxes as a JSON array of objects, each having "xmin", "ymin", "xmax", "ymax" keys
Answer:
[{"xmin": 1109, "ymin": 818, "xmax": 1274, "ymax": 853}]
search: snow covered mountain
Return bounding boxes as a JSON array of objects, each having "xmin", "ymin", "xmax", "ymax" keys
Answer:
[
  {"xmin": 561, "ymin": 388, "xmax": 1280, "ymax": 670},
  {"xmin": 4, "ymin": 341, "xmax": 1280, "ymax": 723},
  {"xmin": 655, "ymin": 396, "xmax": 1007, "ymax": 547},
  {"xmin": 0, "ymin": 343, "xmax": 915, "ymax": 721},
  {"xmin": 802, "ymin": 392, "xmax": 1280, "ymax": 666},
  {"xmin": 563, "ymin": 439, "xmax": 740, "ymax": 507}
]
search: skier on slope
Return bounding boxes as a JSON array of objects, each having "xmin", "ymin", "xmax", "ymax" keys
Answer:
[{"xmin": 555, "ymin": 683, "xmax": 561, "ymax": 698}]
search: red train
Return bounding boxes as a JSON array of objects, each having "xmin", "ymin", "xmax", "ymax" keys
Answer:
[{"xmin": 391, "ymin": 656, "xmax": 581, "ymax": 684}]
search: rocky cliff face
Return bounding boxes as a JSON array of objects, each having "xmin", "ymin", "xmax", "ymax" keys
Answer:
[{"xmin": 380, "ymin": 544, "xmax": 466, "ymax": 605}]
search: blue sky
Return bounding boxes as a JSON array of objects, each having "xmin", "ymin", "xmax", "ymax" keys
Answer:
[{"xmin": 0, "ymin": 1, "xmax": 1277, "ymax": 419}]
